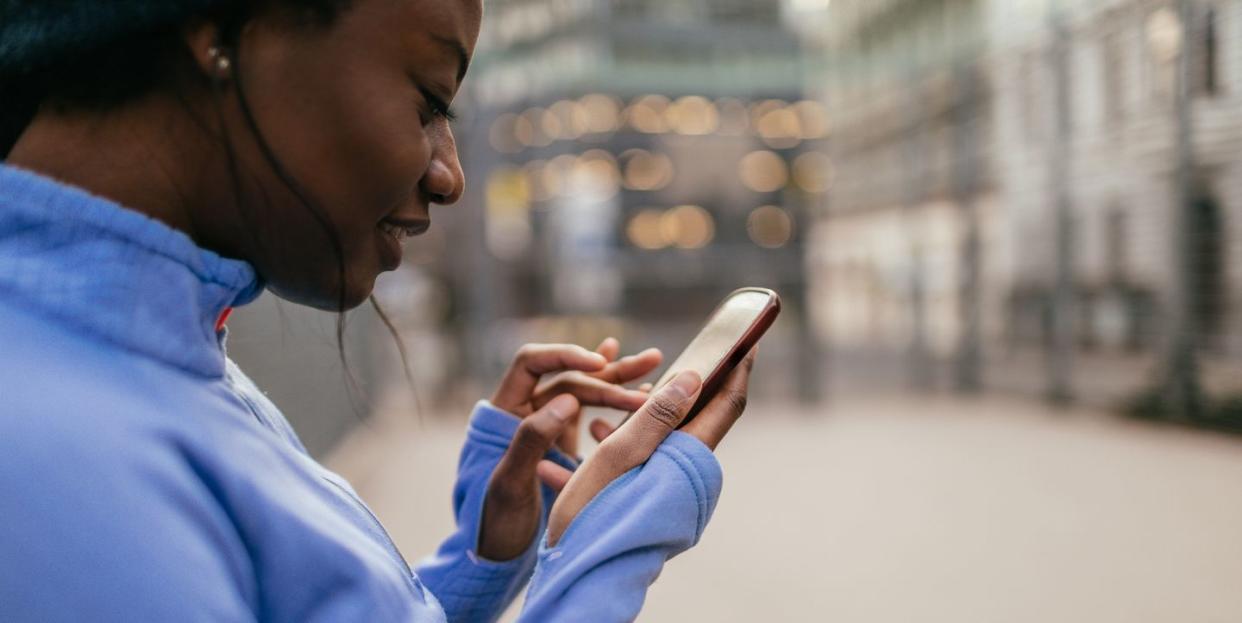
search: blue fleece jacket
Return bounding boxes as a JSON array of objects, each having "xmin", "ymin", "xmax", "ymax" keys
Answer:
[{"xmin": 0, "ymin": 164, "xmax": 724, "ymax": 622}]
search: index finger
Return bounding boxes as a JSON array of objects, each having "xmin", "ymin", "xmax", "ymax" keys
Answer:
[
  {"xmin": 492, "ymin": 344, "xmax": 608, "ymax": 413},
  {"xmin": 590, "ymin": 348, "xmax": 663, "ymax": 385}
]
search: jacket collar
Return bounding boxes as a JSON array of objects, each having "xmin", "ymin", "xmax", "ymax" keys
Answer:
[{"xmin": 0, "ymin": 164, "xmax": 263, "ymax": 377}]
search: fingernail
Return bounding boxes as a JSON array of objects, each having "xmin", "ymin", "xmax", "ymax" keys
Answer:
[
  {"xmin": 668, "ymin": 371, "xmax": 702, "ymax": 398},
  {"xmin": 547, "ymin": 395, "xmax": 576, "ymax": 421}
]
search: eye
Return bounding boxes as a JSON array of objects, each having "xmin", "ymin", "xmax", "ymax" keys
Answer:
[{"xmin": 419, "ymin": 87, "xmax": 458, "ymax": 124}]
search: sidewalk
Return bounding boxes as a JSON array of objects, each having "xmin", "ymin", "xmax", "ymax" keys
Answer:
[{"xmin": 327, "ymin": 394, "xmax": 1242, "ymax": 622}]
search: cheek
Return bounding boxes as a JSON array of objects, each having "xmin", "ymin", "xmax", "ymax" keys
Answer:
[
  {"xmin": 324, "ymin": 91, "xmax": 432, "ymax": 224},
  {"xmin": 250, "ymin": 33, "xmax": 433, "ymax": 238}
]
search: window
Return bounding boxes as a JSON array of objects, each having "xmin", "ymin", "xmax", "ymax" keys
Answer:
[
  {"xmin": 1193, "ymin": 7, "xmax": 1219, "ymax": 96},
  {"xmin": 1101, "ymin": 31, "xmax": 1125, "ymax": 128},
  {"xmin": 1020, "ymin": 52, "xmax": 1042, "ymax": 143},
  {"xmin": 1105, "ymin": 207, "xmax": 1128, "ymax": 282}
]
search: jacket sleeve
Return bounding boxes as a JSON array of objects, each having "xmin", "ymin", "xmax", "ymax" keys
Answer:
[
  {"xmin": 0, "ymin": 418, "xmax": 258, "ymax": 623},
  {"xmin": 517, "ymin": 431, "xmax": 723, "ymax": 623},
  {"xmin": 415, "ymin": 401, "xmax": 578, "ymax": 623}
]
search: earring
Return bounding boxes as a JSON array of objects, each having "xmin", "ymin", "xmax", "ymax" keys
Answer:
[{"xmin": 207, "ymin": 46, "xmax": 232, "ymax": 75}]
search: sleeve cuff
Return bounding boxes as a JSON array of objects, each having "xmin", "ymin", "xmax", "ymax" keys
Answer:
[
  {"xmin": 538, "ymin": 429, "xmax": 723, "ymax": 557},
  {"xmin": 458, "ymin": 400, "xmax": 580, "ymax": 564},
  {"xmin": 518, "ymin": 431, "xmax": 724, "ymax": 620},
  {"xmin": 651, "ymin": 431, "xmax": 723, "ymax": 540}
]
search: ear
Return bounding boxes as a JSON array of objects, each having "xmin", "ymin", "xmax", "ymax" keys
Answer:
[{"xmin": 182, "ymin": 21, "xmax": 230, "ymax": 81}]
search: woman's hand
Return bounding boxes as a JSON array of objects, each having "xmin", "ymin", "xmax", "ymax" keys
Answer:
[
  {"xmin": 537, "ymin": 348, "xmax": 756, "ymax": 547},
  {"xmin": 477, "ymin": 338, "xmax": 663, "ymax": 561}
]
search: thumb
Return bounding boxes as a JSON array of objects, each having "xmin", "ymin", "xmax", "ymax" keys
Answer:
[
  {"xmin": 621, "ymin": 370, "xmax": 702, "ymax": 442},
  {"xmin": 546, "ymin": 371, "xmax": 703, "ymax": 547}
]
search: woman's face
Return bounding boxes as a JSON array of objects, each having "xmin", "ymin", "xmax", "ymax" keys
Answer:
[{"xmin": 214, "ymin": 0, "xmax": 482, "ymax": 310}]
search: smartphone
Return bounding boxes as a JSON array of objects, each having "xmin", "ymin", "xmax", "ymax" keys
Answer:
[{"xmin": 631, "ymin": 287, "xmax": 781, "ymax": 428}]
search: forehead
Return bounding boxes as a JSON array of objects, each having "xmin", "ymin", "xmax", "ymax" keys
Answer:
[
  {"xmin": 325, "ymin": 0, "xmax": 483, "ymax": 84},
  {"xmin": 380, "ymin": 0, "xmax": 483, "ymax": 50}
]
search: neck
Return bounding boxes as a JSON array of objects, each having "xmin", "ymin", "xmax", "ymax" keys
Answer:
[{"xmin": 6, "ymin": 94, "xmax": 229, "ymax": 249}]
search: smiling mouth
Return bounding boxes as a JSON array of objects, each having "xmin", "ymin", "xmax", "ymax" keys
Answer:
[{"xmin": 378, "ymin": 218, "xmax": 430, "ymax": 243}]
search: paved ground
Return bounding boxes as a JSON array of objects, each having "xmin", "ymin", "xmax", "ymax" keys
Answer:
[{"xmin": 327, "ymin": 395, "xmax": 1242, "ymax": 622}]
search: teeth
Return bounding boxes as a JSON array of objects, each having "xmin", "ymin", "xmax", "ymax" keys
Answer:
[{"xmin": 380, "ymin": 222, "xmax": 416, "ymax": 242}]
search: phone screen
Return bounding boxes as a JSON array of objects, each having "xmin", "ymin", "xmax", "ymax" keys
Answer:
[{"xmin": 651, "ymin": 289, "xmax": 774, "ymax": 394}]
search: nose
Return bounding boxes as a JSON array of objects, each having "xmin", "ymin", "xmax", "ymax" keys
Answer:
[{"xmin": 421, "ymin": 121, "xmax": 465, "ymax": 206}]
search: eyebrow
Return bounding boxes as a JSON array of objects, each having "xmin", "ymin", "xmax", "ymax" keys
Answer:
[{"xmin": 431, "ymin": 34, "xmax": 471, "ymax": 85}]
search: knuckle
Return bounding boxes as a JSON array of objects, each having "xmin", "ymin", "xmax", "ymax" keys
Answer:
[
  {"xmin": 514, "ymin": 418, "xmax": 557, "ymax": 451},
  {"xmin": 548, "ymin": 372, "xmax": 586, "ymax": 392},
  {"xmin": 741, "ymin": 353, "xmax": 756, "ymax": 372},
  {"xmin": 722, "ymin": 389, "xmax": 749, "ymax": 416},
  {"xmin": 514, "ymin": 343, "xmax": 539, "ymax": 362},
  {"xmin": 539, "ymin": 377, "xmax": 568, "ymax": 397},
  {"xmin": 643, "ymin": 393, "xmax": 685, "ymax": 430}
]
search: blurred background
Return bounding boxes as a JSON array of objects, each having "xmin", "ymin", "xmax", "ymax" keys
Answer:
[{"xmin": 225, "ymin": 0, "xmax": 1242, "ymax": 620}]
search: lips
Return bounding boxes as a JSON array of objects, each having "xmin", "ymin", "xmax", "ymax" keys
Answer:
[
  {"xmin": 378, "ymin": 217, "xmax": 430, "ymax": 244},
  {"xmin": 375, "ymin": 216, "xmax": 430, "ymax": 271}
]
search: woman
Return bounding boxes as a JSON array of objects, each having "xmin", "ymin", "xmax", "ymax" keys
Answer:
[{"xmin": 0, "ymin": 0, "xmax": 755, "ymax": 621}]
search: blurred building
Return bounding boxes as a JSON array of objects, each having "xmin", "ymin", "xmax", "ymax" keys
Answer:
[
  {"xmin": 436, "ymin": 0, "xmax": 827, "ymax": 401},
  {"xmin": 810, "ymin": 0, "xmax": 999, "ymax": 393},
  {"xmin": 991, "ymin": 0, "xmax": 1242, "ymax": 405},
  {"xmin": 810, "ymin": 0, "xmax": 1242, "ymax": 407}
]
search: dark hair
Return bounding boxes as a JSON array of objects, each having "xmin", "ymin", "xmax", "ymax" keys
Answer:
[
  {"xmin": 0, "ymin": 0, "xmax": 420, "ymax": 415},
  {"xmin": 2, "ymin": 0, "xmax": 350, "ymax": 156}
]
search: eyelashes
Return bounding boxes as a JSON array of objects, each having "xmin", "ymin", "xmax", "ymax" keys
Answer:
[
  {"xmin": 418, "ymin": 86, "xmax": 458, "ymax": 123},
  {"xmin": 432, "ymin": 102, "xmax": 459, "ymax": 123}
]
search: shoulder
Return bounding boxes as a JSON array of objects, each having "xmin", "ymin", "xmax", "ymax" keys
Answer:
[
  {"xmin": 0, "ymin": 300, "xmax": 296, "ymax": 506},
  {"xmin": 0, "ymin": 380, "xmax": 259, "ymax": 620},
  {"xmin": 0, "ymin": 303, "xmax": 262, "ymax": 619},
  {"xmin": 0, "ymin": 298, "xmax": 246, "ymax": 438}
]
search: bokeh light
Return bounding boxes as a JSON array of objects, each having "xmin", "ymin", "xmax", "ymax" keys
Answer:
[
  {"xmin": 756, "ymin": 107, "xmax": 803, "ymax": 149},
  {"xmin": 1146, "ymin": 7, "xmax": 1182, "ymax": 62},
  {"xmin": 485, "ymin": 167, "xmax": 533, "ymax": 260},
  {"xmin": 513, "ymin": 112, "xmax": 537, "ymax": 147},
  {"xmin": 666, "ymin": 96, "xmax": 720, "ymax": 136},
  {"xmin": 520, "ymin": 107, "xmax": 553, "ymax": 147},
  {"xmin": 661, "ymin": 204, "xmax": 715, "ymax": 250},
  {"xmin": 627, "ymin": 209, "xmax": 667, "ymax": 250},
  {"xmin": 792, "ymin": 151, "xmax": 834, "ymax": 194},
  {"xmin": 489, "ymin": 113, "xmax": 522, "ymax": 154},
  {"xmin": 626, "ymin": 95, "xmax": 672, "ymax": 134},
  {"xmin": 539, "ymin": 108, "xmax": 564, "ymax": 142},
  {"xmin": 739, "ymin": 150, "xmax": 790, "ymax": 193},
  {"xmin": 791, "ymin": 100, "xmax": 830, "ymax": 139},
  {"xmin": 620, "ymin": 149, "xmax": 675, "ymax": 191},
  {"xmin": 579, "ymin": 94, "xmax": 624, "ymax": 134},
  {"xmin": 570, "ymin": 149, "xmax": 621, "ymax": 198},
  {"xmin": 539, "ymin": 154, "xmax": 578, "ymax": 199},
  {"xmin": 522, "ymin": 159, "xmax": 552, "ymax": 202},
  {"xmin": 549, "ymin": 99, "xmax": 589, "ymax": 140},
  {"xmin": 747, "ymin": 205, "xmax": 794, "ymax": 248},
  {"xmin": 749, "ymin": 99, "xmax": 788, "ymax": 129}
]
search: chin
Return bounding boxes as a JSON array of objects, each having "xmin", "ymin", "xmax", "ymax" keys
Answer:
[{"xmin": 266, "ymin": 271, "xmax": 377, "ymax": 312}]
